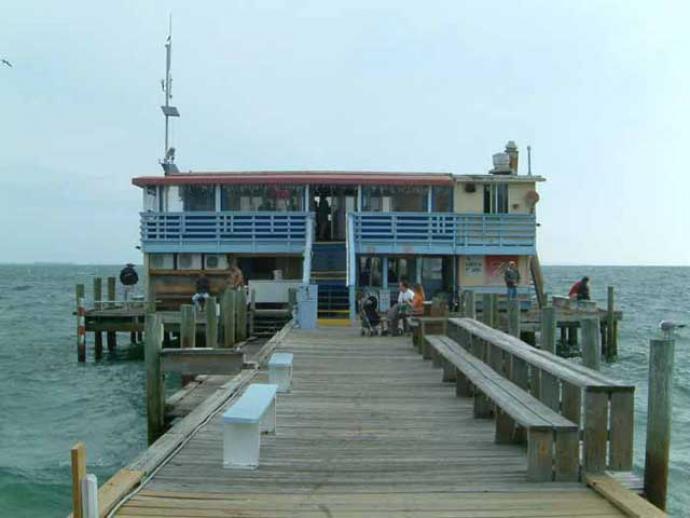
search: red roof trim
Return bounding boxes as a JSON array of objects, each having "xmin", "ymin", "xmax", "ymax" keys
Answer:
[{"xmin": 132, "ymin": 172, "xmax": 454, "ymax": 188}]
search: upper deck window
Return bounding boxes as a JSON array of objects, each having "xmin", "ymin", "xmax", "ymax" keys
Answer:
[
  {"xmin": 362, "ymin": 186, "xmax": 428, "ymax": 212},
  {"xmin": 431, "ymin": 186, "xmax": 453, "ymax": 212},
  {"xmin": 182, "ymin": 185, "xmax": 215, "ymax": 211},
  {"xmin": 220, "ymin": 185, "xmax": 304, "ymax": 211},
  {"xmin": 483, "ymin": 184, "xmax": 508, "ymax": 214}
]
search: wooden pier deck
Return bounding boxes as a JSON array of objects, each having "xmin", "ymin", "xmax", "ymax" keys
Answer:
[{"xmin": 116, "ymin": 326, "xmax": 628, "ymax": 517}]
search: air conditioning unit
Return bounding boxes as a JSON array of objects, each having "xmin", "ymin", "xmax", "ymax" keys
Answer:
[
  {"xmin": 204, "ymin": 254, "xmax": 228, "ymax": 270},
  {"xmin": 148, "ymin": 253, "xmax": 174, "ymax": 270},
  {"xmin": 177, "ymin": 253, "xmax": 202, "ymax": 270}
]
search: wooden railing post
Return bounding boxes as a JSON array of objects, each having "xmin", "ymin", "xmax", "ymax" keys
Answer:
[
  {"xmin": 221, "ymin": 289, "xmax": 236, "ymax": 348},
  {"xmin": 507, "ymin": 298, "xmax": 520, "ymax": 338},
  {"xmin": 106, "ymin": 276, "xmax": 117, "ymax": 351},
  {"xmin": 581, "ymin": 317, "xmax": 601, "ymax": 370},
  {"xmin": 644, "ymin": 338, "xmax": 675, "ymax": 511},
  {"xmin": 236, "ymin": 288, "xmax": 248, "ymax": 342},
  {"xmin": 540, "ymin": 306, "xmax": 556, "ymax": 354},
  {"xmin": 464, "ymin": 290, "xmax": 476, "ymax": 319},
  {"xmin": 145, "ymin": 313, "xmax": 164, "ymax": 444},
  {"xmin": 71, "ymin": 442, "xmax": 87, "ymax": 518},
  {"xmin": 180, "ymin": 304, "xmax": 196, "ymax": 349},
  {"xmin": 481, "ymin": 293, "xmax": 495, "ymax": 328},
  {"xmin": 205, "ymin": 297, "xmax": 218, "ymax": 348}
]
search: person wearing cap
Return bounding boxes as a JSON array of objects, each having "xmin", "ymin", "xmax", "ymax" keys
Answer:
[
  {"xmin": 119, "ymin": 263, "xmax": 139, "ymax": 302},
  {"xmin": 504, "ymin": 261, "xmax": 520, "ymax": 299}
]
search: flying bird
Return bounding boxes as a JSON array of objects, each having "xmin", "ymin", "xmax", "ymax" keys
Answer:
[{"xmin": 1, "ymin": 59, "xmax": 12, "ymax": 68}]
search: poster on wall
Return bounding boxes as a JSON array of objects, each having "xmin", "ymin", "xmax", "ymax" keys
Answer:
[
  {"xmin": 463, "ymin": 256, "xmax": 483, "ymax": 276},
  {"xmin": 485, "ymin": 255, "xmax": 519, "ymax": 284}
]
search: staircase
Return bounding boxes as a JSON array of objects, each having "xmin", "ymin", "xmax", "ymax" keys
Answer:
[{"xmin": 311, "ymin": 243, "xmax": 350, "ymax": 322}]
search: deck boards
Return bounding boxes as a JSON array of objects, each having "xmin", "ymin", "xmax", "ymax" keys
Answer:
[{"xmin": 117, "ymin": 326, "xmax": 625, "ymax": 517}]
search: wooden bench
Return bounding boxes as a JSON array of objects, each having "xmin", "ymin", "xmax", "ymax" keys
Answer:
[
  {"xmin": 222, "ymin": 383, "xmax": 278, "ymax": 469},
  {"xmin": 410, "ymin": 316, "xmax": 448, "ymax": 354},
  {"xmin": 268, "ymin": 352, "xmax": 294, "ymax": 393},
  {"xmin": 447, "ymin": 317, "xmax": 635, "ymax": 474},
  {"xmin": 425, "ymin": 335, "xmax": 579, "ymax": 482}
]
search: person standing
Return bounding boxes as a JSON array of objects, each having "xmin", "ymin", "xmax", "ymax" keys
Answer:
[
  {"xmin": 568, "ymin": 276, "xmax": 591, "ymax": 301},
  {"xmin": 119, "ymin": 263, "xmax": 139, "ymax": 302},
  {"xmin": 504, "ymin": 261, "xmax": 520, "ymax": 299},
  {"xmin": 227, "ymin": 257, "xmax": 245, "ymax": 289},
  {"xmin": 385, "ymin": 281, "xmax": 415, "ymax": 335}
]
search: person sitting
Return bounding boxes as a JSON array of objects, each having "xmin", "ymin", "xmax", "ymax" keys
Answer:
[
  {"xmin": 192, "ymin": 273, "xmax": 211, "ymax": 311},
  {"xmin": 119, "ymin": 263, "xmax": 139, "ymax": 303},
  {"xmin": 568, "ymin": 276, "xmax": 591, "ymax": 301},
  {"xmin": 411, "ymin": 283, "xmax": 426, "ymax": 316},
  {"xmin": 385, "ymin": 281, "xmax": 415, "ymax": 335}
]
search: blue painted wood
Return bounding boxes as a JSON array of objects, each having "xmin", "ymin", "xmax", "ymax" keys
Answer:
[
  {"xmin": 268, "ymin": 352, "xmax": 294, "ymax": 368},
  {"xmin": 222, "ymin": 383, "xmax": 278, "ymax": 424}
]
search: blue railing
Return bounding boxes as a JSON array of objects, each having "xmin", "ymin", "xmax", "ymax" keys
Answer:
[
  {"xmin": 140, "ymin": 211, "xmax": 312, "ymax": 253},
  {"xmin": 352, "ymin": 212, "xmax": 536, "ymax": 255}
]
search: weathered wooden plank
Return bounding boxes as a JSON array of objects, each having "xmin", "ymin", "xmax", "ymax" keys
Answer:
[
  {"xmin": 585, "ymin": 473, "xmax": 666, "ymax": 518},
  {"xmin": 608, "ymin": 390, "xmax": 633, "ymax": 470},
  {"xmin": 160, "ymin": 349, "xmax": 245, "ymax": 376},
  {"xmin": 583, "ymin": 390, "xmax": 608, "ymax": 473},
  {"xmin": 97, "ymin": 469, "xmax": 144, "ymax": 518}
]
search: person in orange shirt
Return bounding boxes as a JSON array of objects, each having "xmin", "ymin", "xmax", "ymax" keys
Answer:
[{"xmin": 411, "ymin": 283, "xmax": 426, "ymax": 315}]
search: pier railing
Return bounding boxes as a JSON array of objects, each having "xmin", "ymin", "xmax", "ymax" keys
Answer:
[
  {"xmin": 351, "ymin": 212, "xmax": 536, "ymax": 255},
  {"xmin": 140, "ymin": 211, "xmax": 313, "ymax": 253}
]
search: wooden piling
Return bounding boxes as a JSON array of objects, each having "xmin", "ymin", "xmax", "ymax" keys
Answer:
[
  {"xmin": 540, "ymin": 306, "xmax": 556, "ymax": 354},
  {"xmin": 205, "ymin": 297, "xmax": 218, "ymax": 348},
  {"xmin": 236, "ymin": 288, "xmax": 248, "ymax": 342},
  {"xmin": 606, "ymin": 286, "xmax": 617, "ymax": 361},
  {"xmin": 464, "ymin": 290, "xmax": 476, "ymax": 319},
  {"xmin": 507, "ymin": 298, "xmax": 520, "ymax": 338},
  {"xmin": 644, "ymin": 338, "xmax": 675, "ymax": 511},
  {"xmin": 76, "ymin": 284, "xmax": 86, "ymax": 362},
  {"xmin": 481, "ymin": 293, "xmax": 495, "ymax": 328},
  {"xmin": 145, "ymin": 313, "xmax": 164, "ymax": 444},
  {"xmin": 93, "ymin": 277, "xmax": 102, "ymax": 310},
  {"xmin": 94, "ymin": 332, "xmax": 103, "ymax": 360},
  {"xmin": 581, "ymin": 317, "xmax": 601, "ymax": 370},
  {"xmin": 221, "ymin": 289, "xmax": 236, "ymax": 348},
  {"xmin": 71, "ymin": 442, "xmax": 87, "ymax": 518},
  {"xmin": 180, "ymin": 304, "xmax": 196, "ymax": 349},
  {"xmin": 107, "ymin": 276, "xmax": 116, "ymax": 308}
]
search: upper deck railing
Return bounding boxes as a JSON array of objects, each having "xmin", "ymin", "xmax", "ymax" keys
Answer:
[
  {"xmin": 352, "ymin": 212, "xmax": 536, "ymax": 255},
  {"xmin": 140, "ymin": 211, "xmax": 312, "ymax": 254},
  {"xmin": 140, "ymin": 211, "xmax": 536, "ymax": 255}
]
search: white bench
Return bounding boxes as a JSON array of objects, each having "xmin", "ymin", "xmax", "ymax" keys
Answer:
[
  {"xmin": 222, "ymin": 383, "xmax": 278, "ymax": 469},
  {"xmin": 268, "ymin": 352, "xmax": 294, "ymax": 393}
]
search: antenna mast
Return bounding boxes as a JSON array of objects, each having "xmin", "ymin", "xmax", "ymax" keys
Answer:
[{"xmin": 160, "ymin": 15, "xmax": 180, "ymax": 174}]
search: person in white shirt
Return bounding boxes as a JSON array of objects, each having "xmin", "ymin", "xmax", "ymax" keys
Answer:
[{"xmin": 386, "ymin": 281, "xmax": 415, "ymax": 335}]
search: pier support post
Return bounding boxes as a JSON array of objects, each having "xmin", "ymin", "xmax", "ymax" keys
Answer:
[
  {"xmin": 71, "ymin": 442, "xmax": 87, "ymax": 518},
  {"xmin": 107, "ymin": 276, "xmax": 116, "ymax": 308},
  {"xmin": 205, "ymin": 297, "xmax": 218, "ymax": 348},
  {"xmin": 507, "ymin": 298, "xmax": 520, "ymax": 338},
  {"xmin": 180, "ymin": 304, "xmax": 196, "ymax": 349},
  {"xmin": 644, "ymin": 338, "xmax": 675, "ymax": 511},
  {"xmin": 145, "ymin": 313, "xmax": 164, "ymax": 444},
  {"xmin": 94, "ymin": 332, "xmax": 103, "ymax": 360},
  {"xmin": 581, "ymin": 317, "xmax": 601, "ymax": 370},
  {"xmin": 540, "ymin": 306, "xmax": 556, "ymax": 354},
  {"xmin": 76, "ymin": 284, "xmax": 86, "ymax": 362},
  {"xmin": 221, "ymin": 289, "xmax": 237, "ymax": 348},
  {"xmin": 606, "ymin": 286, "xmax": 617, "ymax": 361},
  {"xmin": 106, "ymin": 277, "xmax": 117, "ymax": 351}
]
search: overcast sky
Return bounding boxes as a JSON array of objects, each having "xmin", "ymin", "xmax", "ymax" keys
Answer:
[{"xmin": 1, "ymin": 0, "xmax": 688, "ymax": 265}]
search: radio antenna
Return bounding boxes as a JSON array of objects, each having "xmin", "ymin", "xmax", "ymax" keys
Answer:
[{"xmin": 160, "ymin": 14, "xmax": 180, "ymax": 174}]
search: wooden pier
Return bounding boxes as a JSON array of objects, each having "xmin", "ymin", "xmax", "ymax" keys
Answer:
[{"xmin": 96, "ymin": 324, "xmax": 661, "ymax": 518}]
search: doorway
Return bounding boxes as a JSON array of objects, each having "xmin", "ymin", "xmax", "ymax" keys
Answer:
[{"xmin": 310, "ymin": 185, "xmax": 357, "ymax": 242}]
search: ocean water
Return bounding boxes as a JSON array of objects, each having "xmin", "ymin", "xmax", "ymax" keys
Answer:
[{"xmin": 0, "ymin": 264, "xmax": 688, "ymax": 517}]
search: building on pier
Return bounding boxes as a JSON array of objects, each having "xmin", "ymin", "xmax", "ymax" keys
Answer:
[{"xmin": 132, "ymin": 143, "xmax": 544, "ymax": 321}]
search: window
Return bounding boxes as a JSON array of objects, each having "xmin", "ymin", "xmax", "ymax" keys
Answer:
[
  {"xmin": 221, "ymin": 185, "xmax": 304, "ymax": 211},
  {"xmin": 362, "ymin": 186, "xmax": 428, "ymax": 212},
  {"xmin": 483, "ymin": 184, "xmax": 508, "ymax": 214},
  {"xmin": 182, "ymin": 185, "xmax": 215, "ymax": 211},
  {"xmin": 431, "ymin": 186, "xmax": 453, "ymax": 212}
]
